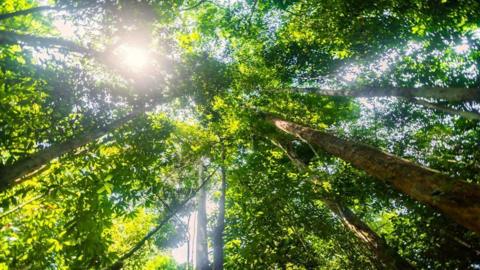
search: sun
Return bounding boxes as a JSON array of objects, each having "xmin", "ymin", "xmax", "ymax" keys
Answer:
[{"xmin": 116, "ymin": 45, "xmax": 149, "ymax": 71}]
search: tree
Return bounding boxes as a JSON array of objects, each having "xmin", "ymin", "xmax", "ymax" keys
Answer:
[
  {"xmin": 0, "ymin": 109, "xmax": 144, "ymax": 191},
  {"xmin": 195, "ymin": 161, "xmax": 210, "ymax": 270},
  {"xmin": 212, "ymin": 155, "xmax": 226, "ymax": 270},
  {"xmin": 267, "ymin": 115, "xmax": 480, "ymax": 233},
  {"xmin": 1, "ymin": 0, "xmax": 480, "ymax": 269},
  {"xmin": 0, "ymin": 30, "xmax": 93, "ymax": 54},
  {"xmin": 288, "ymin": 87, "xmax": 480, "ymax": 120},
  {"xmin": 291, "ymin": 87, "xmax": 480, "ymax": 102},
  {"xmin": 272, "ymin": 137, "xmax": 414, "ymax": 269},
  {"xmin": 0, "ymin": 5, "xmax": 57, "ymax": 21}
]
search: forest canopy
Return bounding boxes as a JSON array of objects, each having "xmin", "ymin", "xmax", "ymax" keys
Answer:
[{"xmin": 0, "ymin": 0, "xmax": 480, "ymax": 269}]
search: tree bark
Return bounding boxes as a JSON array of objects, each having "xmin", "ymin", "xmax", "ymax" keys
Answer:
[
  {"xmin": 187, "ymin": 214, "xmax": 192, "ymax": 270},
  {"xmin": 292, "ymin": 87, "xmax": 480, "ymax": 102},
  {"xmin": 272, "ymin": 138, "xmax": 414, "ymax": 270},
  {"xmin": 212, "ymin": 163, "xmax": 226, "ymax": 270},
  {"xmin": 0, "ymin": 6, "xmax": 57, "ymax": 21},
  {"xmin": 412, "ymin": 99, "xmax": 480, "ymax": 121},
  {"xmin": 0, "ymin": 109, "xmax": 143, "ymax": 192},
  {"xmin": 267, "ymin": 115, "xmax": 480, "ymax": 234},
  {"xmin": 196, "ymin": 161, "xmax": 210, "ymax": 270}
]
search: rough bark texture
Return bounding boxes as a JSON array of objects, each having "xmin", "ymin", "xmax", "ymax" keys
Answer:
[
  {"xmin": 273, "ymin": 138, "xmax": 414, "ymax": 269},
  {"xmin": 196, "ymin": 162, "xmax": 210, "ymax": 270},
  {"xmin": 293, "ymin": 87, "xmax": 480, "ymax": 102},
  {"xmin": 412, "ymin": 99, "xmax": 480, "ymax": 121},
  {"xmin": 212, "ymin": 164, "xmax": 226, "ymax": 270},
  {"xmin": 0, "ymin": 6, "xmax": 56, "ymax": 21},
  {"xmin": 0, "ymin": 110, "xmax": 143, "ymax": 192},
  {"xmin": 268, "ymin": 116, "xmax": 480, "ymax": 234}
]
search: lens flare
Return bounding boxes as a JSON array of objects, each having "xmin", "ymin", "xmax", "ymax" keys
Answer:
[{"xmin": 117, "ymin": 45, "xmax": 149, "ymax": 71}]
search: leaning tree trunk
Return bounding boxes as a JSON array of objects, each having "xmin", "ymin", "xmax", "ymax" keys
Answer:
[
  {"xmin": 323, "ymin": 198, "xmax": 414, "ymax": 269},
  {"xmin": 292, "ymin": 87, "xmax": 480, "ymax": 102},
  {"xmin": 212, "ymin": 163, "xmax": 226, "ymax": 270},
  {"xmin": 196, "ymin": 161, "xmax": 210, "ymax": 270},
  {"xmin": 267, "ymin": 115, "xmax": 480, "ymax": 234},
  {"xmin": 0, "ymin": 109, "xmax": 143, "ymax": 192},
  {"xmin": 272, "ymin": 138, "xmax": 414, "ymax": 269}
]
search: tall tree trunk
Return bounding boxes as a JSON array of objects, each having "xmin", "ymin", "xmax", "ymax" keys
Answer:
[
  {"xmin": 0, "ymin": 6, "xmax": 57, "ymax": 21},
  {"xmin": 212, "ymin": 163, "xmax": 226, "ymax": 270},
  {"xmin": 412, "ymin": 99, "xmax": 480, "ymax": 121},
  {"xmin": 0, "ymin": 109, "xmax": 143, "ymax": 192},
  {"xmin": 272, "ymin": 138, "xmax": 414, "ymax": 269},
  {"xmin": 292, "ymin": 87, "xmax": 480, "ymax": 102},
  {"xmin": 187, "ymin": 214, "xmax": 192, "ymax": 270},
  {"xmin": 267, "ymin": 115, "xmax": 480, "ymax": 234},
  {"xmin": 196, "ymin": 161, "xmax": 210, "ymax": 270}
]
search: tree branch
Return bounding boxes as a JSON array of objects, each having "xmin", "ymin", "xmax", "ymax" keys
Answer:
[
  {"xmin": 0, "ymin": 6, "xmax": 58, "ymax": 21},
  {"xmin": 290, "ymin": 86, "xmax": 480, "ymax": 102},
  {"xmin": 0, "ymin": 30, "xmax": 95, "ymax": 55},
  {"xmin": 412, "ymin": 98, "xmax": 480, "ymax": 121},
  {"xmin": 0, "ymin": 109, "xmax": 144, "ymax": 192},
  {"xmin": 180, "ymin": 0, "xmax": 209, "ymax": 11},
  {"xmin": 108, "ymin": 166, "xmax": 218, "ymax": 270}
]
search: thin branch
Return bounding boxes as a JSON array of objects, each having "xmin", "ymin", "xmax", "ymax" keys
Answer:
[
  {"xmin": 247, "ymin": 0, "xmax": 258, "ymax": 26},
  {"xmin": 0, "ymin": 193, "xmax": 46, "ymax": 219},
  {"xmin": 0, "ymin": 30, "xmax": 95, "ymax": 55},
  {"xmin": 180, "ymin": 0, "xmax": 209, "ymax": 11},
  {"xmin": 0, "ymin": 6, "xmax": 58, "ymax": 21},
  {"xmin": 108, "ymin": 166, "xmax": 218, "ymax": 270},
  {"xmin": 412, "ymin": 98, "xmax": 480, "ymax": 121},
  {"xmin": 290, "ymin": 86, "xmax": 480, "ymax": 102}
]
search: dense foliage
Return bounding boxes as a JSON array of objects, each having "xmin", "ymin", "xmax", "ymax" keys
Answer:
[{"xmin": 1, "ymin": 0, "xmax": 479, "ymax": 269}]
